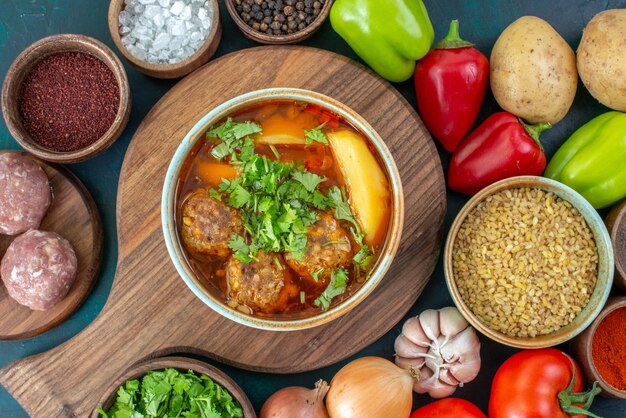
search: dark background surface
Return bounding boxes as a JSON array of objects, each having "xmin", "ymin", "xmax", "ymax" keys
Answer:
[{"xmin": 1, "ymin": 0, "xmax": 625, "ymax": 416}]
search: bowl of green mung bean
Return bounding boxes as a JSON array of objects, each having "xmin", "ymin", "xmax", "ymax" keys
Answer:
[{"xmin": 444, "ymin": 176, "xmax": 613, "ymax": 348}]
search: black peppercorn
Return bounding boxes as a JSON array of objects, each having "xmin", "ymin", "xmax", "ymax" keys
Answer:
[{"xmin": 236, "ymin": 0, "xmax": 322, "ymax": 36}]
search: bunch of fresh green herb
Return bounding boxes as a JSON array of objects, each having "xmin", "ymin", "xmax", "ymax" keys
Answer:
[
  {"xmin": 97, "ymin": 368, "xmax": 243, "ymax": 418},
  {"xmin": 207, "ymin": 119, "xmax": 333, "ymax": 263},
  {"xmin": 207, "ymin": 118, "xmax": 262, "ymax": 162},
  {"xmin": 207, "ymin": 118, "xmax": 373, "ymax": 310}
]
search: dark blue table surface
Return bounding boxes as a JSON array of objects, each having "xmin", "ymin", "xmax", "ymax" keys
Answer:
[{"xmin": 1, "ymin": 0, "xmax": 625, "ymax": 416}]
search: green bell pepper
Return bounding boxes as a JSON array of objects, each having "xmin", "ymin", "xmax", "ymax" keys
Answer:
[
  {"xmin": 330, "ymin": 0, "xmax": 434, "ymax": 83},
  {"xmin": 545, "ymin": 111, "xmax": 626, "ymax": 209}
]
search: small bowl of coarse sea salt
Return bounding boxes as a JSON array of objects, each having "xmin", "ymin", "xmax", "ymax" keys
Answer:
[{"xmin": 108, "ymin": 0, "xmax": 222, "ymax": 79}]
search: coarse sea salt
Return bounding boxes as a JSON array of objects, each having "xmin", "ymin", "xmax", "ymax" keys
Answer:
[{"xmin": 119, "ymin": 0, "xmax": 213, "ymax": 65}]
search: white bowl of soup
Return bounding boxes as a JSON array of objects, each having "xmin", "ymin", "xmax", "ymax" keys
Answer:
[{"xmin": 162, "ymin": 88, "xmax": 403, "ymax": 330}]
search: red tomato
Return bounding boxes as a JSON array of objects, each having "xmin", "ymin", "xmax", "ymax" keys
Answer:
[
  {"xmin": 411, "ymin": 398, "xmax": 486, "ymax": 418},
  {"xmin": 489, "ymin": 349, "xmax": 600, "ymax": 418}
]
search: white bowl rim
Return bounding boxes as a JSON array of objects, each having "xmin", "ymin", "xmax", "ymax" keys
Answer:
[{"xmin": 161, "ymin": 87, "xmax": 404, "ymax": 331}]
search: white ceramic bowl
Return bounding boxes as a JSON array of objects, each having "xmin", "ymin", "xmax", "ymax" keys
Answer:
[{"xmin": 162, "ymin": 88, "xmax": 404, "ymax": 331}]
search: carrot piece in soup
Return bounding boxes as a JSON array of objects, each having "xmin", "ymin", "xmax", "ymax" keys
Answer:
[
  {"xmin": 256, "ymin": 112, "xmax": 319, "ymax": 145},
  {"xmin": 196, "ymin": 162, "xmax": 239, "ymax": 186}
]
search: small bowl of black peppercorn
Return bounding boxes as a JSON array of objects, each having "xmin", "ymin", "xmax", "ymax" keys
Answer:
[{"xmin": 226, "ymin": 0, "xmax": 333, "ymax": 44}]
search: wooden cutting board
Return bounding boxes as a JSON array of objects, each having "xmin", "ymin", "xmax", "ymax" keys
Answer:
[{"xmin": 0, "ymin": 46, "xmax": 446, "ymax": 417}]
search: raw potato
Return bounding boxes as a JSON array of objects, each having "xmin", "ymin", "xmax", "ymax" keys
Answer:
[
  {"xmin": 490, "ymin": 16, "xmax": 577, "ymax": 124},
  {"xmin": 327, "ymin": 130, "xmax": 389, "ymax": 244},
  {"xmin": 577, "ymin": 9, "xmax": 626, "ymax": 111}
]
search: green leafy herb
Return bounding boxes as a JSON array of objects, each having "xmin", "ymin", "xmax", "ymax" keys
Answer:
[
  {"xmin": 227, "ymin": 185, "xmax": 251, "ymax": 208},
  {"xmin": 217, "ymin": 152, "xmax": 332, "ymax": 262},
  {"xmin": 304, "ymin": 123, "xmax": 329, "ymax": 146},
  {"xmin": 300, "ymin": 291, "xmax": 306, "ymax": 304},
  {"xmin": 207, "ymin": 118, "xmax": 262, "ymax": 161},
  {"xmin": 351, "ymin": 228, "xmax": 374, "ymax": 269},
  {"xmin": 292, "ymin": 171, "xmax": 326, "ymax": 192},
  {"xmin": 311, "ymin": 268, "xmax": 324, "ymax": 283},
  {"xmin": 269, "ymin": 144, "xmax": 280, "ymax": 159},
  {"xmin": 314, "ymin": 268, "xmax": 349, "ymax": 311},
  {"xmin": 327, "ymin": 186, "xmax": 374, "ymax": 269},
  {"xmin": 209, "ymin": 188, "xmax": 222, "ymax": 201},
  {"xmin": 97, "ymin": 368, "xmax": 243, "ymax": 418},
  {"xmin": 228, "ymin": 234, "xmax": 254, "ymax": 263}
]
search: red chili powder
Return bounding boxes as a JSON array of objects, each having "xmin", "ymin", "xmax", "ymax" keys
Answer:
[
  {"xmin": 18, "ymin": 52, "xmax": 120, "ymax": 152},
  {"xmin": 592, "ymin": 306, "xmax": 626, "ymax": 391}
]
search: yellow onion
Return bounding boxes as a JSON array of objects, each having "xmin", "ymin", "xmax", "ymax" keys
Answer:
[{"xmin": 326, "ymin": 356, "xmax": 414, "ymax": 418}]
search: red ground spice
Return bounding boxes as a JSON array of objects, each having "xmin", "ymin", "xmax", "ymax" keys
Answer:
[
  {"xmin": 18, "ymin": 52, "xmax": 120, "ymax": 152},
  {"xmin": 592, "ymin": 306, "xmax": 626, "ymax": 391}
]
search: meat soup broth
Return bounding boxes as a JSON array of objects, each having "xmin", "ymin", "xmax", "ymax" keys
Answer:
[{"xmin": 176, "ymin": 101, "xmax": 391, "ymax": 319}]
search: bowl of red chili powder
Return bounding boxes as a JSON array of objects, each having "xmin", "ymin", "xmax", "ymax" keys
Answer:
[
  {"xmin": 571, "ymin": 296, "xmax": 626, "ymax": 399},
  {"xmin": 1, "ymin": 34, "xmax": 131, "ymax": 163}
]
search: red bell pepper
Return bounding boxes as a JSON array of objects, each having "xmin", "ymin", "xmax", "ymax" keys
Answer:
[
  {"xmin": 448, "ymin": 112, "xmax": 549, "ymax": 195},
  {"xmin": 415, "ymin": 20, "xmax": 489, "ymax": 152}
]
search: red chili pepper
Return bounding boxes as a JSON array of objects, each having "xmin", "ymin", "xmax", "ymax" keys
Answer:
[
  {"xmin": 415, "ymin": 20, "xmax": 489, "ymax": 152},
  {"xmin": 448, "ymin": 112, "xmax": 550, "ymax": 195}
]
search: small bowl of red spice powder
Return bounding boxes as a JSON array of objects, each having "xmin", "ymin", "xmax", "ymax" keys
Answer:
[
  {"xmin": 2, "ymin": 34, "xmax": 131, "ymax": 163},
  {"xmin": 571, "ymin": 296, "xmax": 626, "ymax": 399}
]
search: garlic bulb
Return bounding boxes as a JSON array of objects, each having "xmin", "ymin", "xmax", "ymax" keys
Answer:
[{"xmin": 394, "ymin": 307, "xmax": 481, "ymax": 398}]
